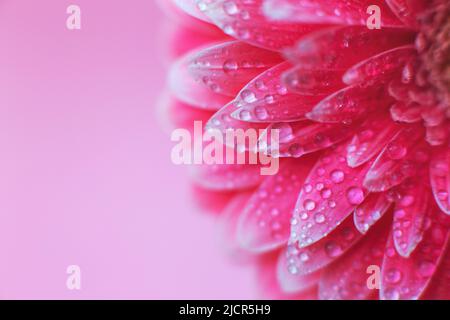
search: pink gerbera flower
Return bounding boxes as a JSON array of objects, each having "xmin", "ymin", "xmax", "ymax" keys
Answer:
[{"xmin": 159, "ymin": 0, "xmax": 450, "ymax": 300}]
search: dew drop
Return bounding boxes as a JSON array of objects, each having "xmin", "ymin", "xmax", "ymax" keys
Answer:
[
  {"xmin": 346, "ymin": 187, "xmax": 365, "ymax": 205},
  {"xmin": 385, "ymin": 268, "xmax": 402, "ymax": 284},
  {"xmin": 254, "ymin": 106, "xmax": 268, "ymax": 120},
  {"xmin": 417, "ymin": 261, "xmax": 435, "ymax": 277},
  {"xmin": 314, "ymin": 214, "xmax": 326, "ymax": 223},
  {"xmin": 304, "ymin": 199, "xmax": 316, "ymax": 211},
  {"xmin": 241, "ymin": 90, "xmax": 257, "ymax": 103},
  {"xmin": 288, "ymin": 265, "xmax": 298, "ymax": 275},
  {"xmin": 325, "ymin": 241, "xmax": 343, "ymax": 258},
  {"xmin": 387, "ymin": 143, "xmax": 407, "ymax": 160},
  {"xmin": 223, "ymin": 1, "xmax": 239, "ymax": 15},
  {"xmin": 239, "ymin": 110, "xmax": 251, "ymax": 121},
  {"xmin": 330, "ymin": 170, "xmax": 345, "ymax": 183},
  {"xmin": 300, "ymin": 252, "xmax": 310, "ymax": 262},
  {"xmin": 223, "ymin": 59, "xmax": 238, "ymax": 73}
]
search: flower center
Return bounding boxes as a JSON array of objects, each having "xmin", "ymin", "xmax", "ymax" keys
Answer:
[{"xmin": 416, "ymin": 2, "xmax": 450, "ymax": 106}]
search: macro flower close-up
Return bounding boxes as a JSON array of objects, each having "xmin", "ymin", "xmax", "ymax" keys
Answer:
[{"xmin": 160, "ymin": 0, "xmax": 450, "ymax": 300}]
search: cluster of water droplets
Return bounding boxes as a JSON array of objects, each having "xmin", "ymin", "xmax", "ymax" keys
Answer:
[
  {"xmin": 319, "ymin": 238, "xmax": 385, "ymax": 300},
  {"xmin": 232, "ymin": 72, "xmax": 291, "ymax": 123},
  {"xmin": 285, "ymin": 218, "xmax": 361, "ymax": 277},
  {"xmin": 289, "ymin": 148, "xmax": 368, "ymax": 248}
]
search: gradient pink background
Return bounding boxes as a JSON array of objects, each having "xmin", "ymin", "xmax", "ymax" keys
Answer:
[{"xmin": 0, "ymin": 0, "xmax": 257, "ymax": 299}]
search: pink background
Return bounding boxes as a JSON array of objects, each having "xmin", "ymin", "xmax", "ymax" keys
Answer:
[{"xmin": 0, "ymin": 0, "xmax": 256, "ymax": 299}]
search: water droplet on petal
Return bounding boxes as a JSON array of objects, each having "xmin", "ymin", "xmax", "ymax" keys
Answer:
[
  {"xmin": 346, "ymin": 187, "xmax": 365, "ymax": 205},
  {"xmin": 304, "ymin": 199, "xmax": 316, "ymax": 211},
  {"xmin": 330, "ymin": 170, "xmax": 345, "ymax": 183}
]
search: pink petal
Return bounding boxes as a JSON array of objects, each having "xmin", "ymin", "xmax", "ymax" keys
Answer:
[
  {"xmin": 277, "ymin": 251, "xmax": 323, "ymax": 293},
  {"xmin": 423, "ymin": 245, "xmax": 450, "ymax": 300},
  {"xmin": 354, "ymin": 193, "xmax": 392, "ymax": 234},
  {"xmin": 256, "ymin": 252, "xmax": 319, "ymax": 299},
  {"xmin": 259, "ymin": 121, "xmax": 354, "ymax": 158},
  {"xmin": 290, "ymin": 143, "xmax": 372, "ymax": 247},
  {"xmin": 429, "ymin": 148, "xmax": 450, "ymax": 215},
  {"xmin": 306, "ymin": 80, "xmax": 394, "ymax": 124},
  {"xmin": 425, "ymin": 123, "xmax": 450, "ymax": 146},
  {"xmin": 237, "ymin": 158, "xmax": 314, "ymax": 252},
  {"xmin": 283, "ymin": 216, "xmax": 363, "ymax": 277},
  {"xmin": 171, "ymin": 0, "xmax": 212, "ymax": 23},
  {"xmin": 218, "ymin": 191, "xmax": 256, "ymax": 259},
  {"xmin": 388, "ymin": 77, "xmax": 416, "ymax": 103},
  {"xmin": 284, "ymin": 26, "xmax": 414, "ymax": 69},
  {"xmin": 390, "ymin": 101, "xmax": 423, "ymax": 123},
  {"xmin": 347, "ymin": 113, "xmax": 402, "ymax": 168},
  {"xmin": 158, "ymin": 0, "xmax": 230, "ymax": 59},
  {"xmin": 343, "ymin": 46, "xmax": 416, "ymax": 85},
  {"xmin": 392, "ymin": 179, "xmax": 430, "ymax": 257},
  {"xmin": 319, "ymin": 218, "xmax": 390, "ymax": 300},
  {"xmin": 263, "ymin": 0, "xmax": 402, "ymax": 27},
  {"xmin": 364, "ymin": 126, "xmax": 430, "ymax": 192},
  {"xmin": 381, "ymin": 206, "xmax": 450, "ymax": 300},
  {"xmin": 283, "ymin": 66, "xmax": 345, "ymax": 96},
  {"xmin": 169, "ymin": 53, "xmax": 233, "ymax": 110},
  {"xmin": 186, "ymin": 41, "xmax": 282, "ymax": 97},
  {"xmin": 198, "ymin": 0, "xmax": 326, "ymax": 50},
  {"xmin": 191, "ymin": 162, "xmax": 263, "ymax": 191},
  {"xmin": 157, "ymin": 94, "xmax": 214, "ymax": 133},
  {"xmin": 206, "ymin": 101, "xmax": 268, "ymax": 150},
  {"xmin": 164, "ymin": 23, "xmax": 229, "ymax": 61},
  {"xmin": 191, "ymin": 185, "xmax": 237, "ymax": 215},
  {"xmin": 385, "ymin": 0, "xmax": 429, "ymax": 29},
  {"xmin": 230, "ymin": 62, "xmax": 322, "ymax": 123}
]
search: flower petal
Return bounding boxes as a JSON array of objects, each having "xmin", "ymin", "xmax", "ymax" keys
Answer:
[
  {"xmin": 198, "ymin": 0, "xmax": 326, "ymax": 50},
  {"xmin": 218, "ymin": 191, "xmax": 255, "ymax": 258},
  {"xmin": 259, "ymin": 122, "xmax": 354, "ymax": 158},
  {"xmin": 364, "ymin": 126, "xmax": 430, "ymax": 192},
  {"xmin": 172, "ymin": 0, "xmax": 212, "ymax": 23},
  {"xmin": 354, "ymin": 193, "xmax": 392, "ymax": 234},
  {"xmin": 186, "ymin": 41, "xmax": 282, "ymax": 97},
  {"xmin": 306, "ymin": 80, "xmax": 394, "ymax": 124},
  {"xmin": 284, "ymin": 26, "xmax": 414, "ymax": 69},
  {"xmin": 283, "ymin": 66, "xmax": 345, "ymax": 96},
  {"xmin": 385, "ymin": 0, "xmax": 429, "ymax": 29},
  {"xmin": 392, "ymin": 178, "xmax": 430, "ymax": 257},
  {"xmin": 169, "ymin": 52, "xmax": 233, "ymax": 110},
  {"xmin": 191, "ymin": 162, "xmax": 263, "ymax": 191},
  {"xmin": 423, "ymin": 245, "xmax": 450, "ymax": 300},
  {"xmin": 206, "ymin": 101, "xmax": 268, "ymax": 151},
  {"xmin": 277, "ymin": 252, "xmax": 322, "ymax": 293},
  {"xmin": 343, "ymin": 46, "xmax": 416, "ymax": 85},
  {"xmin": 263, "ymin": 0, "xmax": 402, "ymax": 27},
  {"xmin": 237, "ymin": 158, "xmax": 314, "ymax": 252},
  {"xmin": 430, "ymin": 148, "xmax": 450, "ymax": 215},
  {"xmin": 381, "ymin": 206, "xmax": 450, "ymax": 300},
  {"xmin": 256, "ymin": 252, "xmax": 319, "ymax": 299},
  {"xmin": 319, "ymin": 217, "xmax": 390, "ymax": 300},
  {"xmin": 283, "ymin": 216, "xmax": 363, "ymax": 277},
  {"xmin": 290, "ymin": 143, "xmax": 372, "ymax": 247},
  {"xmin": 425, "ymin": 123, "xmax": 450, "ymax": 146},
  {"xmin": 230, "ymin": 62, "xmax": 322, "ymax": 123},
  {"xmin": 158, "ymin": 94, "xmax": 214, "ymax": 133},
  {"xmin": 388, "ymin": 77, "xmax": 416, "ymax": 103},
  {"xmin": 390, "ymin": 101, "xmax": 423, "ymax": 123},
  {"xmin": 347, "ymin": 113, "xmax": 402, "ymax": 168}
]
